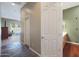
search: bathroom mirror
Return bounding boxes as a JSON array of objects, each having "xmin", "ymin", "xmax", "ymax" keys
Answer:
[{"xmin": 63, "ymin": 5, "xmax": 79, "ymax": 43}]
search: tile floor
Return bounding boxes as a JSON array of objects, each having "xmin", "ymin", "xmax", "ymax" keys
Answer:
[{"xmin": 1, "ymin": 34, "xmax": 38, "ymax": 57}]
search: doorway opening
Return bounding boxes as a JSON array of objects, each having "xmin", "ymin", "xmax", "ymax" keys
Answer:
[
  {"xmin": 1, "ymin": 17, "xmax": 21, "ymax": 46},
  {"xmin": 63, "ymin": 5, "xmax": 79, "ymax": 57}
]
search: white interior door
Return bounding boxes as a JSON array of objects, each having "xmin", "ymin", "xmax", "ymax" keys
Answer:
[{"xmin": 41, "ymin": 3, "xmax": 63, "ymax": 57}]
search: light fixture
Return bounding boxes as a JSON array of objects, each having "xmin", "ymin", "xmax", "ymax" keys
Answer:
[{"xmin": 11, "ymin": 3, "xmax": 16, "ymax": 6}]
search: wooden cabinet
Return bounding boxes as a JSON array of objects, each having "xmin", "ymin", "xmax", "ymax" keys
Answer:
[
  {"xmin": 63, "ymin": 42, "xmax": 79, "ymax": 57},
  {"xmin": 1, "ymin": 27, "xmax": 8, "ymax": 40}
]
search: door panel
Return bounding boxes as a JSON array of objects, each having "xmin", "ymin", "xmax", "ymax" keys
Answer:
[
  {"xmin": 41, "ymin": 3, "xmax": 57, "ymax": 56},
  {"xmin": 41, "ymin": 6, "xmax": 57, "ymax": 35},
  {"xmin": 41, "ymin": 3, "xmax": 63, "ymax": 57}
]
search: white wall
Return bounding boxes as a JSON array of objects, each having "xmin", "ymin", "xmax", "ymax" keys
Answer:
[{"xmin": 1, "ymin": 2, "xmax": 21, "ymax": 20}]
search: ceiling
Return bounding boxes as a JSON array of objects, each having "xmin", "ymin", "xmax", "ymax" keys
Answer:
[
  {"xmin": 62, "ymin": 2, "xmax": 79, "ymax": 10},
  {"xmin": 13, "ymin": 2, "xmax": 26, "ymax": 8},
  {"xmin": 3, "ymin": 2, "xmax": 79, "ymax": 10},
  {"xmin": 0, "ymin": 2, "xmax": 26, "ymax": 20}
]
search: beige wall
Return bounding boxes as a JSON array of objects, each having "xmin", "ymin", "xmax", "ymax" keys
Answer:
[{"xmin": 30, "ymin": 3, "xmax": 41, "ymax": 54}]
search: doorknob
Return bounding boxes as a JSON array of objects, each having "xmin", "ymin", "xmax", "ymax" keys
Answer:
[{"xmin": 41, "ymin": 36, "xmax": 44, "ymax": 39}]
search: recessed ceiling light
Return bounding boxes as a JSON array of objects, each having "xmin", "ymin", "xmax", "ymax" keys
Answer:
[{"xmin": 11, "ymin": 3, "xmax": 15, "ymax": 6}]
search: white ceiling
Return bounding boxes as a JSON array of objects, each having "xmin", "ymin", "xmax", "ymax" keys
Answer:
[
  {"xmin": 62, "ymin": 2, "xmax": 79, "ymax": 10},
  {"xmin": 13, "ymin": 2, "xmax": 79, "ymax": 10},
  {"xmin": 13, "ymin": 2, "xmax": 26, "ymax": 8},
  {"xmin": 0, "ymin": 2, "xmax": 26, "ymax": 21},
  {"xmin": 1, "ymin": 2, "xmax": 79, "ymax": 20}
]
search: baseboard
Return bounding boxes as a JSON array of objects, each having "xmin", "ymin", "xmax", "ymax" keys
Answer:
[
  {"xmin": 21, "ymin": 42, "xmax": 29, "ymax": 48},
  {"xmin": 24, "ymin": 44, "xmax": 29, "ymax": 48},
  {"xmin": 29, "ymin": 47, "xmax": 41, "ymax": 57},
  {"xmin": 21, "ymin": 42, "xmax": 41, "ymax": 56}
]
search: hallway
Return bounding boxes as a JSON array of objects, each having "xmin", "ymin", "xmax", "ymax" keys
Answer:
[
  {"xmin": 1, "ymin": 34, "xmax": 38, "ymax": 57},
  {"xmin": 0, "ymin": 2, "xmax": 66, "ymax": 57}
]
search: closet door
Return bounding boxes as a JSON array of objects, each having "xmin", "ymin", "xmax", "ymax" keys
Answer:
[{"xmin": 41, "ymin": 3, "xmax": 63, "ymax": 57}]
